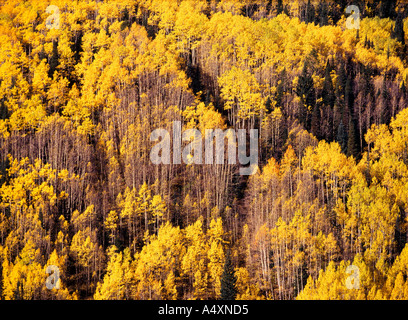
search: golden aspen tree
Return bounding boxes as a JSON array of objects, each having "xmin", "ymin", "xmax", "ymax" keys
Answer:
[
  {"xmin": 2, "ymin": 240, "xmax": 43, "ymax": 300},
  {"xmin": 130, "ymin": 222, "xmax": 184, "ymax": 300},
  {"xmin": 104, "ymin": 210, "xmax": 119, "ymax": 245},
  {"xmin": 94, "ymin": 246, "xmax": 131, "ymax": 300},
  {"xmin": 137, "ymin": 182, "xmax": 152, "ymax": 233},
  {"xmin": 163, "ymin": 271, "xmax": 178, "ymax": 300},
  {"xmin": 234, "ymin": 267, "xmax": 261, "ymax": 300},
  {"xmin": 207, "ymin": 218, "xmax": 225, "ymax": 299},
  {"xmin": 181, "ymin": 218, "xmax": 208, "ymax": 299},
  {"xmin": 43, "ymin": 250, "xmax": 73, "ymax": 300},
  {"xmin": 253, "ymin": 224, "xmax": 273, "ymax": 297},
  {"xmin": 120, "ymin": 187, "xmax": 138, "ymax": 252},
  {"xmin": 150, "ymin": 194, "xmax": 167, "ymax": 234},
  {"xmin": 218, "ymin": 66, "xmax": 265, "ymax": 129},
  {"xmin": 70, "ymin": 227, "xmax": 105, "ymax": 295},
  {"xmin": 390, "ymin": 272, "xmax": 407, "ymax": 300}
]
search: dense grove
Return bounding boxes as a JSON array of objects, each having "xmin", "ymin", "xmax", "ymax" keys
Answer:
[{"xmin": 1, "ymin": 0, "xmax": 408, "ymax": 300}]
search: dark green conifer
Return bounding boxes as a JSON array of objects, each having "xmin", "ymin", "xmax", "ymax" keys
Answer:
[{"xmin": 220, "ymin": 250, "xmax": 237, "ymax": 300}]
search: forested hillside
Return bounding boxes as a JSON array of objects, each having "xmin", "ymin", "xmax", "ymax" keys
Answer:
[{"xmin": 1, "ymin": 0, "xmax": 408, "ymax": 300}]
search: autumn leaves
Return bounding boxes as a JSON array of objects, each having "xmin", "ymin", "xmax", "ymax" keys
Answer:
[
  {"xmin": 94, "ymin": 218, "xmax": 229, "ymax": 300},
  {"xmin": 1, "ymin": 0, "xmax": 408, "ymax": 301}
]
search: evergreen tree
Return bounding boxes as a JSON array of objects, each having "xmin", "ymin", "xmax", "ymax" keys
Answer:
[
  {"xmin": 275, "ymin": 68, "xmax": 286, "ymax": 108},
  {"xmin": 0, "ymin": 99, "xmax": 9, "ymax": 120},
  {"xmin": 364, "ymin": 35, "xmax": 369, "ymax": 48},
  {"xmin": 311, "ymin": 104, "xmax": 321, "ymax": 139},
  {"xmin": 333, "ymin": 60, "xmax": 347, "ymax": 136},
  {"xmin": 296, "ymin": 61, "xmax": 316, "ymax": 130},
  {"xmin": 220, "ymin": 250, "xmax": 237, "ymax": 300},
  {"xmin": 335, "ymin": 59, "xmax": 347, "ymax": 109},
  {"xmin": 120, "ymin": 7, "xmax": 131, "ymax": 30},
  {"xmin": 381, "ymin": 75, "xmax": 391, "ymax": 124},
  {"xmin": 401, "ymin": 81, "xmax": 407, "ymax": 98},
  {"xmin": 347, "ymin": 119, "xmax": 359, "ymax": 159},
  {"xmin": 276, "ymin": 0, "xmax": 283, "ymax": 15},
  {"xmin": 379, "ymin": 0, "xmax": 396, "ymax": 19},
  {"xmin": 336, "ymin": 120, "xmax": 347, "ymax": 154},
  {"xmin": 322, "ymin": 60, "xmax": 335, "ymax": 109},
  {"xmin": 305, "ymin": 0, "xmax": 315, "ymax": 24},
  {"xmin": 392, "ymin": 13, "xmax": 405, "ymax": 45},
  {"xmin": 345, "ymin": 75, "xmax": 354, "ymax": 111},
  {"xmin": 317, "ymin": 1, "xmax": 329, "ymax": 26},
  {"xmin": 48, "ymin": 40, "xmax": 59, "ymax": 78}
]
